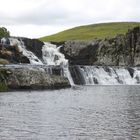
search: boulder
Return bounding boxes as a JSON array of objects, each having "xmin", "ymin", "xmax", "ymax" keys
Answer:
[{"xmin": 0, "ymin": 58, "xmax": 9, "ymax": 64}]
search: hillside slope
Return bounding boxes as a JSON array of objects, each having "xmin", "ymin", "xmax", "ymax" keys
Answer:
[{"xmin": 40, "ymin": 22, "xmax": 140, "ymax": 42}]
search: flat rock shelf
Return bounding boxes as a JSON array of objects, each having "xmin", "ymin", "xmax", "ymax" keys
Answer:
[{"xmin": 0, "ymin": 65, "xmax": 70, "ymax": 91}]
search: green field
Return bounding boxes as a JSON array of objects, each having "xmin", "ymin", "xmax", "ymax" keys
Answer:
[{"xmin": 40, "ymin": 22, "xmax": 140, "ymax": 42}]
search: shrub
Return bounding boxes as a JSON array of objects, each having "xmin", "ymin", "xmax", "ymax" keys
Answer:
[{"xmin": 0, "ymin": 27, "xmax": 10, "ymax": 38}]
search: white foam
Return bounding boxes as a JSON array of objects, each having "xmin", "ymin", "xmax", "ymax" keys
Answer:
[
  {"xmin": 78, "ymin": 66, "xmax": 140, "ymax": 85},
  {"xmin": 42, "ymin": 42, "xmax": 74, "ymax": 86}
]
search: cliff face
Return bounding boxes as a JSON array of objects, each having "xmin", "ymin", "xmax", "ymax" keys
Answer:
[
  {"xmin": 0, "ymin": 65, "xmax": 70, "ymax": 90},
  {"xmin": 61, "ymin": 27, "xmax": 140, "ymax": 66}
]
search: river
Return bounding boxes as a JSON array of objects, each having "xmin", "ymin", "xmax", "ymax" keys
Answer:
[{"xmin": 0, "ymin": 86, "xmax": 140, "ymax": 140}]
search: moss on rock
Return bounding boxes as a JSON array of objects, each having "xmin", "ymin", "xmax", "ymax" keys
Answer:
[{"xmin": 0, "ymin": 83, "xmax": 8, "ymax": 92}]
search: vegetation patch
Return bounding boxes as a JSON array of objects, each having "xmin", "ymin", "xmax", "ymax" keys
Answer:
[
  {"xmin": 0, "ymin": 83, "xmax": 8, "ymax": 92},
  {"xmin": 0, "ymin": 69, "xmax": 11, "ymax": 92},
  {"xmin": 0, "ymin": 27, "xmax": 10, "ymax": 38}
]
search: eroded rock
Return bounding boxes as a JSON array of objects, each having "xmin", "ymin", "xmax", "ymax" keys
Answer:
[
  {"xmin": 61, "ymin": 27, "xmax": 140, "ymax": 66},
  {"xmin": 0, "ymin": 65, "xmax": 70, "ymax": 90}
]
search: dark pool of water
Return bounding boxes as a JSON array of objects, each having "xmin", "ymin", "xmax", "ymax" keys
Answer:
[{"xmin": 0, "ymin": 86, "xmax": 140, "ymax": 140}]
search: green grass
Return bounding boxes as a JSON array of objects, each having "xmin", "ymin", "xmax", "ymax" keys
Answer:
[{"xmin": 40, "ymin": 22, "xmax": 140, "ymax": 42}]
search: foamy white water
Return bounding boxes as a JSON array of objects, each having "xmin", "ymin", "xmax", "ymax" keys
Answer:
[
  {"xmin": 42, "ymin": 42, "xmax": 74, "ymax": 86},
  {"xmin": 75, "ymin": 66, "xmax": 140, "ymax": 85},
  {"xmin": 42, "ymin": 43, "xmax": 68, "ymax": 66}
]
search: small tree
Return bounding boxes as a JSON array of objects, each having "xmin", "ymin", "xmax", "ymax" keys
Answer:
[{"xmin": 0, "ymin": 27, "xmax": 10, "ymax": 37}]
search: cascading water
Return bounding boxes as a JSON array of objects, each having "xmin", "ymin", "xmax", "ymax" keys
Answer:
[
  {"xmin": 2, "ymin": 37, "xmax": 140, "ymax": 86},
  {"xmin": 42, "ymin": 43, "xmax": 74, "ymax": 86},
  {"xmin": 70, "ymin": 65, "xmax": 140, "ymax": 85},
  {"xmin": 1, "ymin": 37, "xmax": 43, "ymax": 65},
  {"xmin": 8, "ymin": 38, "xmax": 43, "ymax": 65},
  {"xmin": 0, "ymin": 37, "xmax": 74, "ymax": 86}
]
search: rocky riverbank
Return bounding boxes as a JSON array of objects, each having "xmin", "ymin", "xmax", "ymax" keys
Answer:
[{"xmin": 0, "ymin": 65, "xmax": 70, "ymax": 91}]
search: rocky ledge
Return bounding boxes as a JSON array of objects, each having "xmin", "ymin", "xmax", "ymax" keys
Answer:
[
  {"xmin": 0, "ymin": 65, "xmax": 70, "ymax": 91},
  {"xmin": 60, "ymin": 27, "xmax": 140, "ymax": 66}
]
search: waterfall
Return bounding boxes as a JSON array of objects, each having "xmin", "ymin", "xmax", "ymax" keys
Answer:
[
  {"xmin": 42, "ymin": 43, "xmax": 74, "ymax": 86},
  {"xmin": 9, "ymin": 38, "xmax": 43, "ymax": 65},
  {"xmin": 0, "ymin": 37, "xmax": 74, "ymax": 86},
  {"xmin": 2, "ymin": 37, "xmax": 140, "ymax": 86},
  {"xmin": 1, "ymin": 37, "xmax": 43, "ymax": 65},
  {"xmin": 70, "ymin": 66, "xmax": 140, "ymax": 85}
]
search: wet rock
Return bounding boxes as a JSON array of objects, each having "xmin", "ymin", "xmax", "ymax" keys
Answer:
[
  {"xmin": 21, "ymin": 38, "xmax": 44, "ymax": 59},
  {"xmin": 127, "ymin": 67, "xmax": 135, "ymax": 78},
  {"xmin": 0, "ymin": 58, "xmax": 9, "ymax": 64},
  {"xmin": 0, "ymin": 65, "xmax": 70, "ymax": 90},
  {"xmin": 69, "ymin": 65, "xmax": 86, "ymax": 85},
  {"xmin": 0, "ymin": 42, "xmax": 30, "ymax": 64}
]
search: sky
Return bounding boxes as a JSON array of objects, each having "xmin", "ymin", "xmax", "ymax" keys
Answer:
[{"xmin": 0, "ymin": 0, "xmax": 140, "ymax": 38}]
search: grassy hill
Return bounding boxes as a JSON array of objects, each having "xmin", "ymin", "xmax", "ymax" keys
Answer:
[{"xmin": 40, "ymin": 22, "xmax": 140, "ymax": 42}]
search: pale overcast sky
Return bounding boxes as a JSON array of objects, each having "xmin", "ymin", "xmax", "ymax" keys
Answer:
[{"xmin": 0, "ymin": 0, "xmax": 140, "ymax": 38}]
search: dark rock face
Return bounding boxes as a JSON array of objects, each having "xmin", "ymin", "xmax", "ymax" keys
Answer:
[
  {"xmin": 60, "ymin": 40, "xmax": 99, "ymax": 65},
  {"xmin": 21, "ymin": 38, "xmax": 44, "ymax": 59},
  {"xmin": 61, "ymin": 27, "xmax": 140, "ymax": 66},
  {"xmin": 0, "ymin": 65, "xmax": 70, "ymax": 90},
  {"xmin": 0, "ymin": 43, "xmax": 30, "ymax": 64},
  {"xmin": 50, "ymin": 41, "xmax": 65, "ymax": 47},
  {"xmin": 69, "ymin": 65, "xmax": 86, "ymax": 85},
  {"xmin": 0, "ymin": 37, "xmax": 44, "ymax": 64}
]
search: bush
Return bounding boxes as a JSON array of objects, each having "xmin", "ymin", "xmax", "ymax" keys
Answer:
[{"xmin": 0, "ymin": 27, "xmax": 10, "ymax": 38}]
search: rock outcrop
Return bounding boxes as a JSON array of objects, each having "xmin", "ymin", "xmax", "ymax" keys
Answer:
[
  {"xmin": 61, "ymin": 27, "xmax": 140, "ymax": 66},
  {"xmin": 0, "ymin": 37, "xmax": 45, "ymax": 64},
  {"xmin": 21, "ymin": 38, "xmax": 44, "ymax": 59},
  {"xmin": 0, "ymin": 65, "xmax": 70, "ymax": 90},
  {"xmin": 60, "ymin": 40, "xmax": 99, "ymax": 65}
]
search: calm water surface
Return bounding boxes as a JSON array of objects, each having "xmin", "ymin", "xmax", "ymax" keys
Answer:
[{"xmin": 0, "ymin": 86, "xmax": 140, "ymax": 140}]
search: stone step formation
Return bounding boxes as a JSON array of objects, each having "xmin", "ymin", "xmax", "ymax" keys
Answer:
[{"xmin": 0, "ymin": 27, "xmax": 140, "ymax": 91}]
